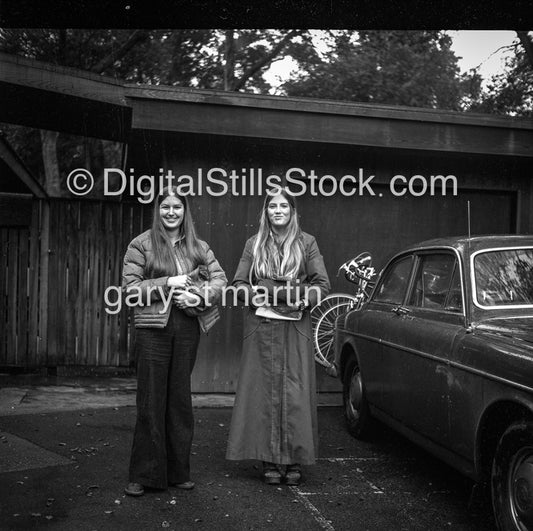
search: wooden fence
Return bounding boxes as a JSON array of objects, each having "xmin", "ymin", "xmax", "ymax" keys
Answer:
[{"xmin": 0, "ymin": 199, "xmax": 147, "ymax": 369}]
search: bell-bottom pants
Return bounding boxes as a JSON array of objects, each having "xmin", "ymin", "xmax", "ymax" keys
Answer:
[{"xmin": 128, "ymin": 308, "xmax": 200, "ymax": 488}]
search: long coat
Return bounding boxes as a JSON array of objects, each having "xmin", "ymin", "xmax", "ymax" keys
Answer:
[{"xmin": 226, "ymin": 231, "xmax": 330, "ymax": 465}]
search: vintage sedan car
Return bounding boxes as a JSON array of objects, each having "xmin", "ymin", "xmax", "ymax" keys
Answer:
[{"xmin": 332, "ymin": 235, "xmax": 533, "ymax": 531}]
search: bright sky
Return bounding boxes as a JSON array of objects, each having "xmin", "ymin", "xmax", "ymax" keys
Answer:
[
  {"xmin": 265, "ymin": 30, "xmax": 519, "ymax": 93},
  {"xmin": 449, "ymin": 30, "xmax": 517, "ymax": 78}
]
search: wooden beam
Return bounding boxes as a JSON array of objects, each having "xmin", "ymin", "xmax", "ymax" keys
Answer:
[
  {"xmin": 0, "ymin": 52, "xmax": 126, "ymax": 106},
  {"xmin": 0, "ymin": 53, "xmax": 130, "ymax": 141},
  {"xmin": 0, "ymin": 82, "xmax": 131, "ymax": 142},
  {"xmin": 125, "ymin": 84, "xmax": 533, "ymax": 131},
  {"xmin": 2, "ymin": 52, "xmax": 532, "ymax": 155},
  {"xmin": 128, "ymin": 99, "xmax": 533, "ymax": 157}
]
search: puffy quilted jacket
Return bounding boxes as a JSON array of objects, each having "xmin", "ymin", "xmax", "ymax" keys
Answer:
[{"xmin": 122, "ymin": 230, "xmax": 227, "ymax": 333}]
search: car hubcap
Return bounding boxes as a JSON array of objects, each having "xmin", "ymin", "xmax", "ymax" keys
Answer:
[
  {"xmin": 348, "ymin": 367, "xmax": 362, "ymax": 422},
  {"xmin": 510, "ymin": 450, "xmax": 533, "ymax": 529}
]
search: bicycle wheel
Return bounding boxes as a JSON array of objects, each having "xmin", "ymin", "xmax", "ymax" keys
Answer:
[{"xmin": 311, "ymin": 294, "xmax": 357, "ymax": 367}]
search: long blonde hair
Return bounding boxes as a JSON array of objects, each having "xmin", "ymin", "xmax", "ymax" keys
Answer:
[{"xmin": 252, "ymin": 189, "xmax": 304, "ymax": 279}]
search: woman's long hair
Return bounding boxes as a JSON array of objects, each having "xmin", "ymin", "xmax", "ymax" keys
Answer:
[
  {"xmin": 252, "ymin": 189, "xmax": 304, "ymax": 279},
  {"xmin": 146, "ymin": 187, "xmax": 204, "ymax": 278}
]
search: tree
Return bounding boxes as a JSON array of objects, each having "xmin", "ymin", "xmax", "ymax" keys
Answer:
[
  {"xmin": 517, "ymin": 31, "xmax": 533, "ymax": 69},
  {"xmin": 221, "ymin": 29, "xmax": 308, "ymax": 91},
  {"xmin": 468, "ymin": 31, "xmax": 532, "ymax": 117},
  {"xmin": 282, "ymin": 31, "xmax": 482, "ymax": 111}
]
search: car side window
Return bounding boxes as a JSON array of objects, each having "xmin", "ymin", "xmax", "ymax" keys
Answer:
[
  {"xmin": 444, "ymin": 263, "xmax": 463, "ymax": 312},
  {"xmin": 408, "ymin": 253, "xmax": 462, "ymax": 312},
  {"xmin": 373, "ymin": 256, "xmax": 412, "ymax": 305}
]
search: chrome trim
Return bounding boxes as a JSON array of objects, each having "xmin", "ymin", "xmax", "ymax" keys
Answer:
[
  {"xmin": 338, "ymin": 329, "xmax": 533, "ymax": 395},
  {"xmin": 372, "ymin": 246, "xmax": 467, "ymax": 319},
  {"xmin": 338, "ymin": 329, "xmax": 381, "ymax": 345},
  {"xmin": 446, "ymin": 358, "xmax": 533, "ymax": 394},
  {"xmin": 470, "ymin": 246, "xmax": 533, "ymax": 311},
  {"xmin": 476, "ymin": 314, "xmax": 533, "ymax": 322}
]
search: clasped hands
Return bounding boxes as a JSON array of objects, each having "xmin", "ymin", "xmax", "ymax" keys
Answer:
[{"xmin": 167, "ymin": 274, "xmax": 198, "ymax": 309}]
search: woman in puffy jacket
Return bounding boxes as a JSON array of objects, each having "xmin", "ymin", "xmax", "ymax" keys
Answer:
[{"xmin": 122, "ymin": 186, "xmax": 227, "ymax": 497}]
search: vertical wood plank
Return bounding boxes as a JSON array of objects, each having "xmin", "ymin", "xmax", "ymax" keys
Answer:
[
  {"xmin": 99, "ymin": 205, "xmax": 112, "ymax": 365},
  {"xmin": 17, "ymin": 227, "xmax": 29, "ymax": 366},
  {"xmin": 64, "ymin": 202, "xmax": 79, "ymax": 364},
  {"xmin": 76, "ymin": 201, "xmax": 88, "ymax": 365},
  {"xmin": 55, "ymin": 201, "xmax": 68, "ymax": 365},
  {"xmin": 28, "ymin": 200, "xmax": 41, "ymax": 364},
  {"xmin": 119, "ymin": 202, "xmax": 133, "ymax": 367},
  {"xmin": 107, "ymin": 203, "xmax": 122, "ymax": 365},
  {"xmin": 0, "ymin": 229, "xmax": 8, "ymax": 363},
  {"xmin": 6, "ymin": 229, "xmax": 17, "ymax": 364},
  {"xmin": 86, "ymin": 202, "xmax": 100, "ymax": 366},
  {"xmin": 38, "ymin": 201, "xmax": 50, "ymax": 365},
  {"xmin": 46, "ymin": 201, "xmax": 60, "ymax": 366}
]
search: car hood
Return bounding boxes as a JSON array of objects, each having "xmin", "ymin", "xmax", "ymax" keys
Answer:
[{"xmin": 475, "ymin": 316, "xmax": 533, "ymax": 346}]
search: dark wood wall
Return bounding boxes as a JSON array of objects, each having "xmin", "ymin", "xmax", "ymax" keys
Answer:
[
  {"xmin": 0, "ymin": 199, "xmax": 147, "ymax": 371},
  {"xmin": 125, "ymin": 131, "xmax": 530, "ymax": 392}
]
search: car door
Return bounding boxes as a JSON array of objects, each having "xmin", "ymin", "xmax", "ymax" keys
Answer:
[
  {"xmin": 374, "ymin": 251, "xmax": 466, "ymax": 448},
  {"xmin": 357, "ymin": 254, "xmax": 414, "ymax": 410}
]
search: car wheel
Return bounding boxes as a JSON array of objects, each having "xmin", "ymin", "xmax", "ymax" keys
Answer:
[
  {"xmin": 342, "ymin": 353, "xmax": 371, "ymax": 439},
  {"xmin": 492, "ymin": 421, "xmax": 533, "ymax": 531}
]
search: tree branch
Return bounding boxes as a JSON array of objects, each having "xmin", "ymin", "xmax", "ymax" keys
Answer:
[
  {"xmin": 224, "ymin": 30, "xmax": 236, "ymax": 90},
  {"xmin": 517, "ymin": 31, "xmax": 533, "ymax": 69},
  {"xmin": 232, "ymin": 30, "xmax": 302, "ymax": 91},
  {"xmin": 91, "ymin": 30, "xmax": 150, "ymax": 74}
]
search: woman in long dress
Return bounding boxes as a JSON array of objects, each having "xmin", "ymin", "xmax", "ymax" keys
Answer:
[{"xmin": 226, "ymin": 189, "xmax": 330, "ymax": 485}]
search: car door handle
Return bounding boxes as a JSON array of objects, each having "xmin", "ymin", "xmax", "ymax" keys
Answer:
[{"xmin": 391, "ymin": 306, "xmax": 410, "ymax": 316}]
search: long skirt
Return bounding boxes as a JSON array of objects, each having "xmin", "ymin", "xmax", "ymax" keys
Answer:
[
  {"xmin": 128, "ymin": 308, "xmax": 200, "ymax": 488},
  {"xmin": 226, "ymin": 311, "xmax": 318, "ymax": 465}
]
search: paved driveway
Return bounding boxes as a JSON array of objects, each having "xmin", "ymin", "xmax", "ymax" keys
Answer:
[{"xmin": 0, "ymin": 403, "xmax": 495, "ymax": 530}]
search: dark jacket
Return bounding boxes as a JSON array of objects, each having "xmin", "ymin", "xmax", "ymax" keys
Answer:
[
  {"xmin": 231, "ymin": 231, "xmax": 331, "ymax": 337},
  {"xmin": 232, "ymin": 231, "xmax": 331, "ymax": 306},
  {"xmin": 122, "ymin": 230, "xmax": 227, "ymax": 332}
]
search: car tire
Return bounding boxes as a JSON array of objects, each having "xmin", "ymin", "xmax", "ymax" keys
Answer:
[
  {"xmin": 491, "ymin": 421, "xmax": 533, "ymax": 531},
  {"xmin": 342, "ymin": 353, "xmax": 372, "ymax": 439}
]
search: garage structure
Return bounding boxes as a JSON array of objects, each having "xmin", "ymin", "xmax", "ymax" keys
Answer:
[{"xmin": 1, "ymin": 52, "xmax": 532, "ymax": 391}]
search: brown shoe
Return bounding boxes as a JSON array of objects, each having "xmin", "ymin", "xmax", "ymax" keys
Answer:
[
  {"xmin": 262, "ymin": 462, "xmax": 281, "ymax": 485},
  {"xmin": 285, "ymin": 464, "xmax": 301, "ymax": 486},
  {"xmin": 172, "ymin": 481, "xmax": 195, "ymax": 490},
  {"xmin": 124, "ymin": 482, "xmax": 144, "ymax": 497}
]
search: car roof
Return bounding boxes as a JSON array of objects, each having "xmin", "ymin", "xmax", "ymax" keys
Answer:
[{"xmin": 401, "ymin": 235, "xmax": 533, "ymax": 255}]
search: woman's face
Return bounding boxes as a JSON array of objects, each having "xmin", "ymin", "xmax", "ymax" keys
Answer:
[
  {"xmin": 159, "ymin": 195, "xmax": 185, "ymax": 232},
  {"xmin": 267, "ymin": 194, "xmax": 292, "ymax": 229}
]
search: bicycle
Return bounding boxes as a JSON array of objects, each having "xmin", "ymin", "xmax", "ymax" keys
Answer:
[{"xmin": 311, "ymin": 252, "xmax": 377, "ymax": 369}]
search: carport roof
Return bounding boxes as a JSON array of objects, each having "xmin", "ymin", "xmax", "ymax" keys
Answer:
[{"xmin": 1, "ymin": 51, "xmax": 533, "ymax": 157}]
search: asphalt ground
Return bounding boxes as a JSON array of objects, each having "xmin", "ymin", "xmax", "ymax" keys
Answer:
[{"xmin": 0, "ymin": 379, "xmax": 497, "ymax": 531}]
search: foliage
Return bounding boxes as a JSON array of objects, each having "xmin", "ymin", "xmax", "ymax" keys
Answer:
[
  {"xmin": 468, "ymin": 42, "xmax": 533, "ymax": 117},
  {"xmin": 0, "ymin": 28, "xmax": 308, "ymax": 91},
  {"xmin": 282, "ymin": 31, "xmax": 482, "ymax": 111}
]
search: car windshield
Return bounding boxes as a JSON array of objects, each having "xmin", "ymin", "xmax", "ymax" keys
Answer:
[{"xmin": 473, "ymin": 247, "xmax": 533, "ymax": 308}]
